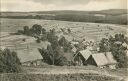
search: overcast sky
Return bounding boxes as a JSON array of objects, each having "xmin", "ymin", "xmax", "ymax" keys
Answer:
[{"xmin": 1, "ymin": 0, "xmax": 127, "ymax": 12}]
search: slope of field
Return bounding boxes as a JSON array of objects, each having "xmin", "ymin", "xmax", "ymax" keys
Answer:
[{"xmin": 0, "ymin": 18, "xmax": 127, "ymax": 41}]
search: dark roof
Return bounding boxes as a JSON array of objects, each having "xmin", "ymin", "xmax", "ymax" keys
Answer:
[{"xmin": 74, "ymin": 49, "xmax": 92, "ymax": 60}]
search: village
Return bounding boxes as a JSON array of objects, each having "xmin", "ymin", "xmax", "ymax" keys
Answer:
[
  {"xmin": 0, "ymin": 23, "xmax": 128, "ymax": 71},
  {"xmin": 0, "ymin": 0, "xmax": 128, "ymax": 80}
]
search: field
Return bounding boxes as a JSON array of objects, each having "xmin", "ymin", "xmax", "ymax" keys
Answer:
[
  {"xmin": 0, "ymin": 66, "xmax": 127, "ymax": 81},
  {"xmin": 0, "ymin": 18, "xmax": 127, "ymax": 41},
  {"xmin": 0, "ymin": 18, "xmax": 127, "ymax": 51}
]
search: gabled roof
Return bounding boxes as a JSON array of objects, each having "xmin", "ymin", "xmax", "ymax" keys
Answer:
[
  {"xmin": 16, "ymin": 48, "xmax": 43, "ymax": 63},
  {"xmin": 91, "ymin": 52, "xmax": 117, "ymax": 66},
  {"xmin": 79, "ymin": 49, "xmax": 92, "ymax": 60},
  {"xmin": 92, "ymin": 53, "xmax": 108, "ymax": 66},
  {"xmin": 105, "ymin": 52, "xmax": 117, "ymax": 64}
]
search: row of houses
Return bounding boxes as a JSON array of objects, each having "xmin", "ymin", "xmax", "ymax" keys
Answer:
[
  {"xmin": 1, "ymin": 45, "xmax": 117, "ymax": 69},
  {"xmin": 14, "ymin": 47, "xmax": 117, "ymax": 69},
  {"xmin": 73, "ymin": 49, "xmax": 117, "ymax": 69},
  {"xmin": 17, "ymin": 39, "xmax": 117, "ymax": 69}
]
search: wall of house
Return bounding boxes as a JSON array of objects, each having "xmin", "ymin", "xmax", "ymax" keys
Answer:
[
  {"xmin": 74, "ymin": 53, "xmax": 86, "ymax": 66},
  {"xmin": 22, "ymin": 62, "xmax": 31, "ymax": 66},
  {"xmin": 22, "ymin": 59, "xmax": 43, "ymax": 66},
  {"xmin": 86, "ymin": 56, "xmax": 97, "ymax": 66}
]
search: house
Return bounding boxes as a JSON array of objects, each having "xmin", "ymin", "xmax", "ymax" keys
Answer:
[
  {"xmin": 73, "ymin": 49, "xmax": 92, "ymax": 66},
  {"xmin": 71, "ymin": 47, "xmax": 77, "ymax": 53},
  {"xmin": 86, "ymin": 52, "xmax": 117, "ymax": 69},
  {"xmin": 70, "ymin": 41, "xmax": 79, "ymax": 45},
  {"xmin": 16, "ymin": 48, "xmax": 43, "ymax": 66},
  {"xmin": 122, "ymin": 42, "xmax": 128, "ymax": 47}
]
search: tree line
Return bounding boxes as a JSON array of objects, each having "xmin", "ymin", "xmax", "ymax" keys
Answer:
[{"xmin": 1, "ymin": 14, "xmax": 127, "ymax": 25}]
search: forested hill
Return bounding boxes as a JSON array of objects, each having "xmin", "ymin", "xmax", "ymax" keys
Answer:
[{"xmin": 0, "ymin": 9, "xmax": 127, "ymax": 25}]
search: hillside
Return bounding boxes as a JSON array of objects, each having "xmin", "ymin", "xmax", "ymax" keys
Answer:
[
  {"xmin": 0, "ymin": 9, "xmax": 127, "ymax": 25},
  {"xmin": 1, "ymin": 9, "xmax": 127, "ymax": 15},
  {"xmin": 91, "ymin": 9, "xmax": 128, "ymax": 15}
]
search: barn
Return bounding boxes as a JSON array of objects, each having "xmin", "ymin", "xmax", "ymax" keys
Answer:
[
  {"xmin": 16, "ymin": 48, "xmax": 43, "ymax": 66},
  {"xmin": 86, "ymin": 52, "xmax": 117, "ymax": 69},
  {"xmin": 73, "ymin": 49, "xmax": 92, "ymax": 66}
]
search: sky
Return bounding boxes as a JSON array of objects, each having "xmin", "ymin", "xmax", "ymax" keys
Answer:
[{"xmin": 1, "ymin": 0, "xmax": 127, "ymax": 12}]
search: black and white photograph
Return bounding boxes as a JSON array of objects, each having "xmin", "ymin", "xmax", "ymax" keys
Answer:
[{"xmin": 0, "ymin": 0, "xmax": 128, "ymax": 81}]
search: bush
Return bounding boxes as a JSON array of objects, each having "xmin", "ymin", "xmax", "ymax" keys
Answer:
[
  {"xmin": 0, "ymin": 49, "xmax": 21, "ymax": 73},
  {"xmin": 32, "ymin": 24, "xmax": 42, "ymax": 35},
  {"xmin": 17, "ymin": 30, "xmax": 24, "ymax": 35},
  {"xmin": 23, "ymin": 26, "xmax": 30, "ymax": 35},
  {"xmin": 36, "ymin": 38, "xmax": 41, "ymax": 43}
]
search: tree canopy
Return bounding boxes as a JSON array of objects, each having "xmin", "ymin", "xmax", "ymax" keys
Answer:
[{"xmin": 99, "ymin": 34, "xmax": 128, "ymax": 68}]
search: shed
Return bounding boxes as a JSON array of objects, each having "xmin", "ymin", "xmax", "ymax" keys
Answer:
[{"xmin": 16, "ymin": 48, "xmax": 43, "ymax": 66}]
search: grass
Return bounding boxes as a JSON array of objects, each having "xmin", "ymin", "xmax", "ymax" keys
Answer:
[
  {"xmin": 0, "ymin": 73, "xmax": 122, "ymax": 81},
  {"xmin": 0, "ymin": 66, "xmax": 126, "ymax": 81}
]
